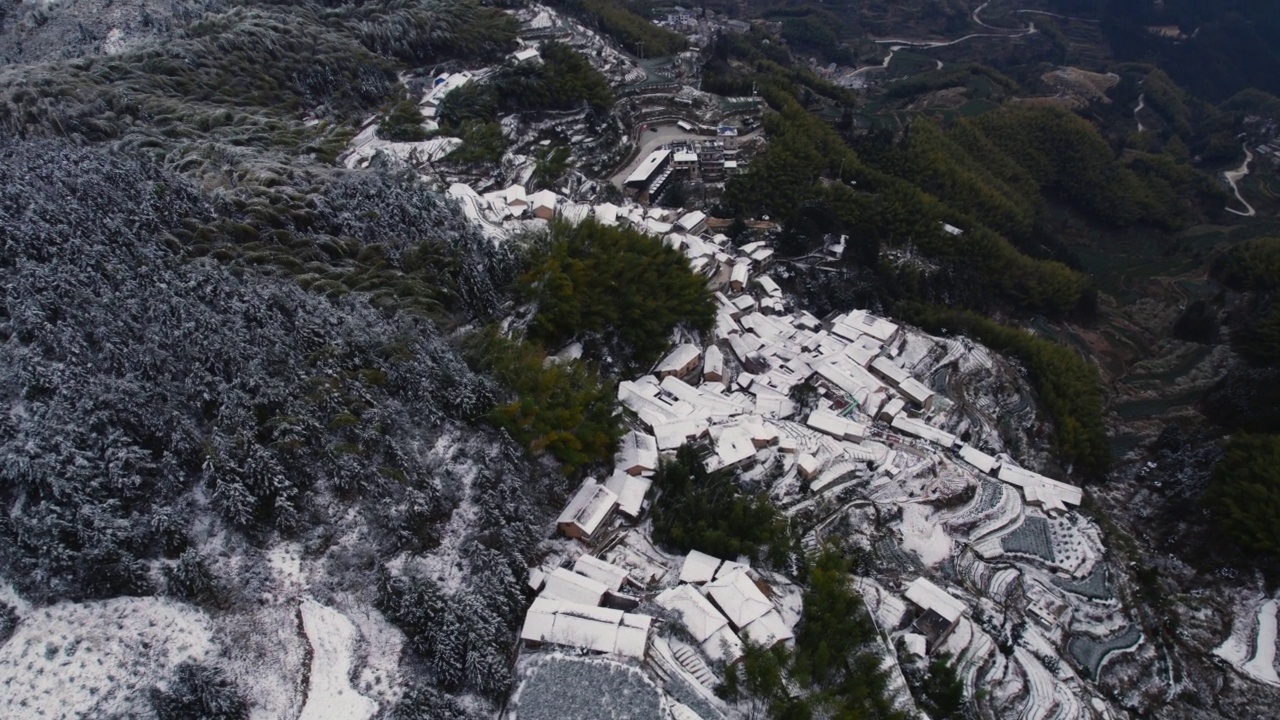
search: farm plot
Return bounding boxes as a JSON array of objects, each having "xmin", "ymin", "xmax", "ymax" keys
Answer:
[{"xmin": 509, "ymin": 655, "xmax": 662, "ymax": 720}]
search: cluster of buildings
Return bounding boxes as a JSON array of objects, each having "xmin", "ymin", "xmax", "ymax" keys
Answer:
[
  {"xmin": 624, "ymin": 128, "xmax": 742, "ymax": 202},
  {"xmin": 520, "ymin": 542, "xmax": 798, "ymax": 665}
]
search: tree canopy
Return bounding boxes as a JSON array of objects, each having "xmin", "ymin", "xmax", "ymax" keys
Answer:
[{"xmin": 519, "ymin": 220, "xmax": 714, "ymax": 373}]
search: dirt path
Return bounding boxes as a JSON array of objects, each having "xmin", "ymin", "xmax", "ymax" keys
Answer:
[{"xmin": 1225, "ymin": 145, "xmax": 1257, "ymax": 218}]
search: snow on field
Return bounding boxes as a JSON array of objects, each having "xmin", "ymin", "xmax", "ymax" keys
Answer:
[
  {"xmin": 269, "ymin": 542, "xmax": 306, "ymax": 596},
  {"xmin": 899, "ymin": 501, "xmax": 953, "ymax": 566},
  {"xmin": 299, "ymin": 599, "xmax": 379, "ymax": 720},
  {"xmin": 219, "ymin": 604, "xmax": 309, "ymax": 720},
  {"xmin": 1240, "ymin": 599, "xmax": 1280, "ymax": 686},
  {"xmin": 344, "ymin": 601, "xmax": 406, "ymax": 706},
  {"xmin": 0, "ymin": 597, "xmax": 213, "ymax": 720}
]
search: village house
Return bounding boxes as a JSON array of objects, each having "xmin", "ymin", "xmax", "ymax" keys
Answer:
[
  {"xmin": 556, "ymin": 481, "xmax": 618, "ymax": 541},
  {"xmin": 904, "ymin": 577, "xmax": 966, "ymax": 653},
  {"xmin": 654, "ymin": 343, "xmax": 702, "ymax": 380}
]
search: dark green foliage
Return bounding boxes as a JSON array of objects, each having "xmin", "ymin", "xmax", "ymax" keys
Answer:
[
  {"xmin": 378, "ymin": 99, "xmax": 430, "ymax": 141},
  {"xmin": 151, "ymin": 662, "xmax": 248, "ymax": 720},
  {"xmin": 650, "ymin": 446, "xmax": 793, "ymax": 569},
  {"xmin": 903, "ymin": 652, "xmax": 966, "ymax": 719},
  {"xmin": 904, "ymin": 306, "xmax": 1110, "ymax": 480},
  {"xmin": 0, "ymin": 603, "xmax": 16, "ymax": 645},
  {"xmin": 964, "ymin": 107, "xmax": 1199, "ymax": 230},
  {"xmin": 722, "ymin": 549, "xmax": 909, "ymax": 720},
  {"xmin": 553, "ymin": 0, "xmax": 688, "ymax": 57},
  {"xmin": 519, "ymin": 220, "xmax": 714, "ymax": 373},
  {"xmin": 0, "ymin": 142, "xmax": 502, "ymax": 601},
  {"xmin": 164, "ymin": 550, "xmax": 221, "ymax": 607},
  {"xmin": 448, "ymin": 120, "xmax": 507, "ymax": 165},
  {"xmin": 439, "ymin": 41, "xmax": 614, "ymax": 128},
  {"xmin": 1208, "ymin": 434, "xmax": 1280, "ymax": 571},
  {"xmin": 388, "ymin": 686, "xmax": 472, "ymax": 720},
  {"xmin": 726, "ymin": 95, "xmax": 1088, "ymax": 317},
  {"xmin": 463, "ymin": 329, "xmax": 621, "ymax": 476}
]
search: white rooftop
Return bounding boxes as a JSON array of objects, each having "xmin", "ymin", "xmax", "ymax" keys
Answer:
[
  {"xmin": 655, "ymin": 584, "xmax": 731, "ymax": 642},
  {"xmin": 557, "ymin": 482, "xmax": 619, "ymax": 537},
  {"xmin": 741, "ymin": 609, "xmax": 794, "ymax": 647},
  {"xmin": 904, "ymin": 577, "xmax": 966, "ymax": 623},
  {"xmin": 679, "ymin": 550, "xmax": 722, "ymax": 584},
  {"xmin": 626, "ymin": 149, "xmax": 672, "ymax": 185},
  {"xmin": 520, "ymin": 597, "xmax": 652, "ymax": 659},
  {"xmin": 958, "ymin": 444, "xmax": 998, "ymax": 475},
  {"xmin": 573, "ymin": 554, "xmax": 632, "ymax": 592},
  {"xmin": 604, "ymin": 470, "xmax": 652, "ymax": 518},
  {"xmin": 656, "ymin": 343, "xmax": 701, "ymax": 375},
  {"xmin": 616, "ymin": 431, "xmax": 659, "ymax": 474},
  {"xmin": 676, "ymin": 210, "xmax": 707, "ymax": 231},
  {"xmin": 542, "ymin": 567, "xmax": 608, "ymax": 606},
  {"xmin": 703, "ymin": 567, "xmax": 772, "ymax": 628},
  {"xmin": 891, "ymin": 415, "xmax": 957, "ymax": 447}
]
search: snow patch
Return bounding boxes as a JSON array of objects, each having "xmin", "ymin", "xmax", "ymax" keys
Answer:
[
  {"xmin": 0, "ymin": 597, "xmax": 213, "ymax": 720},
  {"xmin": 299, "ymin": 599, "xmax": 379, "ymax": 720},
  {"xmin": 899, "ymin": 501, "xmax": 953, "ymax": 567}
]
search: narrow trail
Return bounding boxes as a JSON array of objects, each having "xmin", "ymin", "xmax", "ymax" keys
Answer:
[
  {"xmin": 1015, "ymin": 9, "xmax": 1099, "ymax": 24},
  {"xmin": 1135, "ymin": 93, "xmax": 1146, "ymax": 133},
  {"xmin": 1224, "ymin": 145, "xmax": 1258, "ymax": 218},
  {"xmin": 853, "ymin": 3, "xmax": 1033, "ymax": 79}
]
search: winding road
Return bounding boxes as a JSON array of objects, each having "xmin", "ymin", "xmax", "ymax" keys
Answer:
[
  {"xmin": 1225, "ymin": 145, "xmax": 1257, "ymax": 218},
  {"xmin": 853, "ymin": 2, "xmax": 1035, "ymax": 77},
  {"xmin": 1134, "ymin": 94, "xmax": 1146, "ymax": 133}
]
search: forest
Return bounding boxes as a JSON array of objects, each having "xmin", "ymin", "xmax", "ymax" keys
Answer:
[{"xmin": 517, "ymin": 220, "xmax": 715, "ymax": 373}]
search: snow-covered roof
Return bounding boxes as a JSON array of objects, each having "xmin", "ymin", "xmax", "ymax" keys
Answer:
[
  {"xmin": 673, "ymin": 151, "xmax": 698, "ymax": 164},
  {"xmin": 702, "ymin": 624, "xmax": 745, "ymax": 663},
  {"xmin": 816, "ymin": 359, "xmax": 885, "ymax": 399},
  {"xmin": 656, "ymin": 343, "xmax": 701, "ymax": 375},
  {"xmin": 512, "ymin": 47, "xmax": 541, "ymax": 63},
  {"xmin": 941, "ymin": 222, "xmax": 964, "ymax": 236},
  {"xmin": 655, "ymin": 585, "xmax": 731, "ymax": 642},
  {"xmin": 958, "ymin": 444, "xmax": 997, "ymax": 475},
  {"xmin": 709, "ymin": 424, "xmax": 756, "ymax": 470},
  {"xmin": 556, "ymin": 482, "xmax": 619, "ymax": 537},
  {"xmin": 653, "ymin": 418, "xmax": 709, "ymax": 450},
  {"xmin": 898, "ymin": 377, "xmax": 935, "ymax": 406},
  {"xmin": 797, "ymin": 453, "xmax": 822, "ymax": 477},
  {"xmin": 841, "ymin": 310, "xmax": 900, "ymax": 343},
  {"xmin": 805, "ymin": 410, "xmax": 866, "ymax": 442},
  {"xmin": 741, "ymin": 609, "xmax": 794, "ymax": 647},
  {"xmin": 528, "ymin": 189, "xmax": 560, "ymax": 210},
  {"xmin": 520, "ymin": 597, "xmax": 652, "ymax": 658},
  {"xmin": 626, "ymin": 149, "xmax": 672, "ymax": 185},
  {"xmin": 904, "ymin": 578, "xmax": 965, "ymax": 623},
  {"xmin": 703, "ymin": 345, "xmax": 725, "ymax": 379},
  {"xmin": 843, "ymin": 335, "xmax": 882, "ymax": 367},
  {"xmin": 676, "ymin": 210, "xmax": 707, "ymax": 232},
  {"xmin": 616, "ymin": 431, "xmax": 659, "ymax": 474},
  {"xmin": 560, "ymin": 202, "xmax": 592, "ymax": 226},
  {"xmin": 573, "ymin": 554, "xmax": 632, "ymax": 592},
  {"xmin": 703, "ymin": 568, "xmax": 772, "ymax": 628},
  {"xmin": 645, "ymin": 219, "xmax": 674, "ymax": 235},
  {"xmin": 870, "ymin": 356, "xmax": 911, "ymax": 386},
  {"xmin": 755, "ymin": 275, "xmax": 782, "ymax": 298},
  {"xmin": 679, "ymin": 550, "xmax": 722, "ymax": 584},
  {"xmin": 997, "ymin": 463, "xmax": 1082, "ymax": 509},
  {"xmin": 542, "ymin": 567, "xmax": 608, "ymax": 606},
  {"xmin": 594, "ymin": 202, "xmax": 619, "ymax": 226},
  {"xmin": 604, "ymin": 470, "xmax": 652, "ymax": 519},
  {"xmin": 880, "ymin": 397, "xmax": 906, "ymax": 420},
  {"xmin": 730, "ymin": 262, "xmax": 750, "ymax": 287},
  {"xmin": 891, "ymin": 415, "xmax": 957, "ymax": 448}
]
